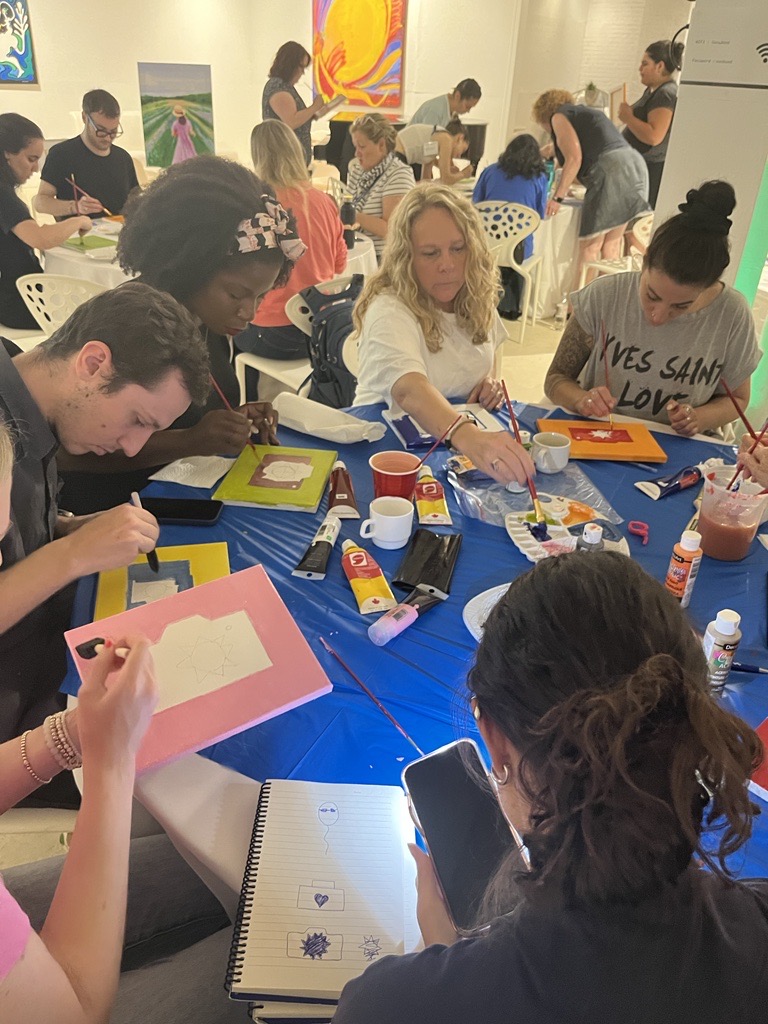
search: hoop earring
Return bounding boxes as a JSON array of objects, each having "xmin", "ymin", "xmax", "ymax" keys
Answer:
[{"xmin": 491, "ymin": 763, "xmax": 510, "ymax": 787}]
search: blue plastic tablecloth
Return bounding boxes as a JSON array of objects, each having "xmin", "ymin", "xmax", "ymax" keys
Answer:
[{"xmin": 63, "ymin": 405, "xmax": 768, "ymax": 876}]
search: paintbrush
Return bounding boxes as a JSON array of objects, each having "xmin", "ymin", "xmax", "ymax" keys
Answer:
[
  {"xmin": 71, "ymin": 173, "xmax": 80, "ymax": 216},
  {"xmin": 720, "ymin": 378, "xmax": 758, "ymax": 441},
  {"xmin": 416, "ymin": 413, "xmax": 464, "ymax": 469},
  {"xmin": 500, "ymin": 380, "xmax": 548, "ymax": 540},
  {"xmin": 209, "ymin": 373, "xmax": 257, "ymax": 451},
  {"xmin": 319, "ymin": 637, "xmax": 425, "ymax": 756},
  {"xmin": 601, "ymin": 319, "xmax": 613, "ymax": 430},
  {"xmin": 65, "ymin": 176, "xmax": 114, "ymax": 216},
  {"xmin": 726, "ymin": 418, "xmax": 768, "ymax": 490}
]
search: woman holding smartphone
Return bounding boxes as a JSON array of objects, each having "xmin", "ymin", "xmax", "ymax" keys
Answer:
[{"xmin": 334, "ymin": 552, "xmax": 768, "ymax": 1023}]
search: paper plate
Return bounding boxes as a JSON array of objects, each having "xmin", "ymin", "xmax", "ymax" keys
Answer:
[
  {"xmin": 462, "ymin": 584, "xmax": 510, "ymax": 641},
  {"xmin": 92, "ymin": 220, "xmax": 122, "ymax": 236},
  {"xmin": 86, "ymin": 248, "xmax": 118, "ymax": 261}
]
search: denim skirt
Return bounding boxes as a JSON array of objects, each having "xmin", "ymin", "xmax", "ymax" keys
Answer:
[{"xmin": 580, "ymin": 147, "xmax": 650, "ymax": 237}]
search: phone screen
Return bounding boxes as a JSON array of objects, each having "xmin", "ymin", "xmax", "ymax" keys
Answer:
[
  {"xmin": 140, "ymin": 497, "xmax": 223, "ymax": 525},
  {"xmin": 402, "ymin": 739, "xmax": 516, "ymax": 933}
]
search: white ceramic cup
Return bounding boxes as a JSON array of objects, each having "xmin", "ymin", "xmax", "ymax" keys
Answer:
[
  {"xmin": 531, "ymin": 431, "xmax": 571, "ymax": 474},
  {"xmin": 360, "ymin": 496, "xmax": 414, "ymax": 550}
]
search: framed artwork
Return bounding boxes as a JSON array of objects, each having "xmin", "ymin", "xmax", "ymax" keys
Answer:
[
  {"xmin": 312, "ymin": 0, "xmax": 406, "ymax": 108},
  {"xmin": 536, "ymin": 419, "xmax": 668, "ymax": 463},
  {"xmin": 137, "ymin": 62, "xmax": 215, "ymax": 168},
  {"xmin": 610, "ymin": 83, "xmax": 627, "ymax": 124},
  {"xmin": 0, "ymin": 1, "xmax": 37, "ymax": 84}
]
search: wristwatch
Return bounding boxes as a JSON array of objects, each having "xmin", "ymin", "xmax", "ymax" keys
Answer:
[
  {"xmin": 553, "ymin": 196, "xmax": 565, "ymax": 204},
  {"xmin": 443, "ymin": 413, "xmax": 474, "ymax": 452}
]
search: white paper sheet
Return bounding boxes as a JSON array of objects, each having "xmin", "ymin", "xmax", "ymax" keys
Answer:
[{"xmin": 149, "ymin": 455, "xmax": 235, "ymax": 489}]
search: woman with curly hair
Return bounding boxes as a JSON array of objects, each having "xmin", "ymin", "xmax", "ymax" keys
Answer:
[
  {"xmin": 57, "ymin": 155, "xmax": 306, "ymax": 513},
  {"xmin": 533, "ymin": 88, "xmax": 649, "ymax": 288},
  {"xmin": 335, "ymin": 551, "xmax": 768, "ymax": 1024},
  {"xmin": 353, "ymin": 183, "xmax": 533, "ymax": 486}
]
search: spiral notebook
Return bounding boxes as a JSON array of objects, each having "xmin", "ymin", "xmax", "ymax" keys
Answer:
[{"xmin": 226, "ymin": 779, "xmax": 418, "ymax": 1011}]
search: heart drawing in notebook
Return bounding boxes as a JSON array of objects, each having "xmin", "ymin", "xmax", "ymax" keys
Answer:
[{"xmin": 314, "ymin": 893, "xmax": 329, "ymax": 908}]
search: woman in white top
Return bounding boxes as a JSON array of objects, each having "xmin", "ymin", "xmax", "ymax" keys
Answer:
[
  {"xmin": 394, "ymin": 121, "xmax": 473, "ymax": 184},
  {"xmin": 353, "ymin": 182, "xmax": 533, "ymax": 486},
  {"xmin": 347, "ymin": 113, "xmax": 415, "ymax": 260}
]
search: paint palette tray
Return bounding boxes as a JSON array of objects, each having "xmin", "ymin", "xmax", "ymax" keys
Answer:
[{"xmin": 504, "ymin": 514, "xmax": 630, "ymax": 562}]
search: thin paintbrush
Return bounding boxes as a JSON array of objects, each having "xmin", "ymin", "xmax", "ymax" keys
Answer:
[
  {"xmin": 500, "ymin": 380, "xmax": 547, "ymax": 534},
  {"xmin": 720, "ymin": 378, "xmax": 758, "ymax": 442},
  {"xmin": 65, "ymin": 176, "xmax": 114, "ymax": 217},
  {"xmin": 416, "ymin": 413, "xmax": 464, "ymax": 470},
  {"xmin": 209, "ymin": 373, "xmax": 256, "ymax": 451},
  {"xmin": 319, "ymin": 637, "xmax": 425, "ymax": 756},
  {"xmin": 726, "ymin": 419, "xmax": 768, "ymax": 490},
  {"xmin": 71, "ymin": 173, "xmax": 79, "ymax": 215},
  {"xmin": 601, "ymin": 319, "xmax": 613, "ymax": 430}
]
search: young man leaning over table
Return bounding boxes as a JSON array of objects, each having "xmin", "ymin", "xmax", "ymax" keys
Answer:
[{"xmin": 0, "ymin": 281, "xmax": 210, "ymax": 803}]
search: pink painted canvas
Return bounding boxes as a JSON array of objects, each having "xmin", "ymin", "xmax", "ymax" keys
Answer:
[{"xmin": 65, "ymin": 565, "xmax": 332, "ymax": 772}]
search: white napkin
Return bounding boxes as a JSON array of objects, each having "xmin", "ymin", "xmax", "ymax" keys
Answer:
[
  {"xmin": 149, "ymin": 455, "xmax": 235, "ymax": 489},
  {"xmin": 273, "ymin": 393, "xmax": 386, "ymax": 444}
]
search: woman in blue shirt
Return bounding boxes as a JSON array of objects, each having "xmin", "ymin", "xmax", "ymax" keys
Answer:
[{"xmin": 473, "ymin": 134, "xmax": 548, "ymax": 260}]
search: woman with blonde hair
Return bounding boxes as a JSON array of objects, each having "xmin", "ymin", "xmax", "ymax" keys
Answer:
[
  {"xmin": 235, "ymin": 119, "xmax": 347, "ymax": 382},
  {"xmin": 347, "ymin": 112, "xmax": 415, "ymax": 260},
  {"xmin": 353, "ymin": 183, "xmax": 533, "ymax": 486},
  {"xmin": 533, "ymin": 88, "xmax": 649, "ymax": 289}
]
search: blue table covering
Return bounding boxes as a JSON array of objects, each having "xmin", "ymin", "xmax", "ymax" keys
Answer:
[{"xmin": 63, "ymin": 405, "xmax": 768, "ymax": 876}]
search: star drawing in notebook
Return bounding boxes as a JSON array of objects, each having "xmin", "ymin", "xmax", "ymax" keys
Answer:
[
  {"xmin": 175, "ymin": 624, "xmax": 237, "ymax": 683},
  {"xmin": 359, "ymin": 935, "xmax": 382, "ymax": 961},
  {"xmin": 301, "ymin": 931, "xmax": 332, "ymax": 959}
]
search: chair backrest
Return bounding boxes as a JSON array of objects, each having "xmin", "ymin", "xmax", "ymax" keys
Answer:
[
  {"xmin": 16, "ymin": 274, "xmax": 107, "ymax": 332},
  {"xmin": 627, "ymin": 212, "xmax": 654, "ymax": 254},
  {"xmin": 474, "ymin": 202, "xmax": 541, "ymax": 261},
  {"xmin": 285, "ymin": 275, "xmax": 360, "ymax": 336}
]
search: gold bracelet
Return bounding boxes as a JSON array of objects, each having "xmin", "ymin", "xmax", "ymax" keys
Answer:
[{"xmin": 20, "ymin": 731, "xmax": 53, "ymax": 785}]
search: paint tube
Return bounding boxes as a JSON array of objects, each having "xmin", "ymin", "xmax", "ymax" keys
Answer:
[
  {"xmin": 367, "ymin": 585, "xmax": 443, "ymax": 647},
  {"xmin": 445, "ymin": 453, "xmax": 493, "ymax": 483},
  {"xmin": 414, "ymin": 466, "xmax": 452, "ymax": 525},
  {"xmin": 328, "ymin": 460, "xmax": 360, "ymax": 519},
  {"xmin": 634, "ymin": 458, "xmax": 725, "ymax": 501},
  {"xmin": 292, "ymin": 514, "xmax": 341, "ymax": 580},
  {"xmin": 340, "ymin": 540, "xmax": 397, "ymax": 615}
]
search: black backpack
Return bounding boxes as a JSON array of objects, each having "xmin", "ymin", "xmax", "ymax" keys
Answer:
[{"xmin": 300, "ymin": 274, "xmax": 364, "ymax": 409}]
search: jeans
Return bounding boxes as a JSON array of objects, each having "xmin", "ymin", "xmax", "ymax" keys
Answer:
[
  {"xmin": 235, "ymin": 324, "xmax": 309, "ymax": 401},
  {"xmin": 3, "ymin": 833, "xmax": 247, "ymax": 1023}
]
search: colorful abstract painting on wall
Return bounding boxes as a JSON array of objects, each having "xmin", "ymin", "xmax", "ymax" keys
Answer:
[
  {"xmin": 0, "ymin": 1, "xmax": 37, "ymax": 84},
  {"xmin": 137, "ymin": 62, "xmax": 215, "ymax": 168},
  {"xmin": 313, "ymin": 0, "xmax": 405, "ymax": 108}
]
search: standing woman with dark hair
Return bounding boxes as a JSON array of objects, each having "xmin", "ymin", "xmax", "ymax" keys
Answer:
[
  {"xmin": 57, "ymin": 155, "xmax": 306, "ymax": 513},
  {"xmin": 262, "ymin": 41, "xmax": 328, "ymax": 165},
  {"xmin": 0, "ymin": 113, "xmax": 91, "ymax": 328},
  {"xmin": 545, "ymin": 180, "xmax": 760, "ymax": 436},
  {"xmin": 618, "ymin": 39, "xmax": 685, "ymax": 207},
  {"xmin": 335, "ymin": 551, "xmax": 768, "ymax": 1024}
]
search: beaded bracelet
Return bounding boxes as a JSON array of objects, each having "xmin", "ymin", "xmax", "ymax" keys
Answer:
[
  {"xmin": 20, "ymin": 731, "xmax": 53, "ymax": 785},
  {"xmin": 43, "ymin": 711, "xmax": 83, "ymax": 771}
]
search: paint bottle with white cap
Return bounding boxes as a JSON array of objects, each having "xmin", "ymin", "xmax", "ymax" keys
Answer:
[
  {"xmin": 702, "ymin": 609, "xmax": 742, "ymax": 692},
  {"xmin": 576, "ymin": 522, "xmax": 604, "ymax": 553},
  {"xmin": 664, "ymin": 529, "xmax": 703, "ymax": 609}
]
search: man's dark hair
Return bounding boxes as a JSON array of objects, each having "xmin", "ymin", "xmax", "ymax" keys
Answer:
[
  {"xmin": 117, "ymin": 155, "xmax": 294, "ymax": 303},
  {"xmin": 38, "ymin": 281, "xmax": 210, "ymax": 405},
  {"xmin": 454, "ymin": 78, "xmax": 481, "ymax": 100},
  {"xmin": 82, "ymin": 89, "xmax": 120, "ymax": 119},
  {"xmin": 498, "ymin": 134, "xmax": 546, "ymax": 180},
  {"xmin": 0, "ymin": 113, "xmax": 43, "ymax": 189},
  {"xmin": 269, "ymin": 41, "xmax": 310, "ymax": 82}
]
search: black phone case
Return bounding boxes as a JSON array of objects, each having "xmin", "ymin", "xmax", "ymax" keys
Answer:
[{"xmin": 392, "ymin": 529, "xmax": 462, "ymax": 598}]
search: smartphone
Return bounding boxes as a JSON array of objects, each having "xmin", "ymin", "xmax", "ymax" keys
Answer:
[
  {"xmin": 140, "ymin": 497, "xmax": 223, "ymax": 526},
  {"xmin": 401, "ymin": 739, "xmax": 519, "ymax": 934}
]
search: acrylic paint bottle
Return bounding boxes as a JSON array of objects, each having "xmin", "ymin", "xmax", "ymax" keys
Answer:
[
  {"xmin": 702, "ymin": 609, "xmax": 742, "ymax": 692},
  {"xmin": 576, "ymin": 523, "xmax": 604, "ymax": 552},
  {"xmin": 664, "ymin": 530, "xmax": 703, "ymax": 609},
  {"xmin": 340, "ymin": 540, "xmax": 397, "ymax": 615}
]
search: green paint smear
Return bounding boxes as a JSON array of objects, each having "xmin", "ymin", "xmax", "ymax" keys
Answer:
[{"xmin": 735, "ymin": 160, "xmax": 768, "ymax": 423}]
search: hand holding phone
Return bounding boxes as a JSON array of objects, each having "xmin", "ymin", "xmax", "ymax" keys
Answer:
[{"xmin": 408, "ymin": 843, "xmax": 461, "ymax": 947}]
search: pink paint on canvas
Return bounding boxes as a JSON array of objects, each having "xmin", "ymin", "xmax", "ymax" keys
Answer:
[{"xmin": 65, "ymin": 565, "xmax": 332, "ymax": 772}]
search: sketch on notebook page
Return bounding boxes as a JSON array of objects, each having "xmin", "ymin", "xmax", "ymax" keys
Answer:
[
  {"xmin": 287, "ymin": 928, "xmax": 343, "ymax": 960},
  {"xmin": 297, "ymin": 881, "xmax": 346, "ymax": 911},
  {"xmin": 359, "ymin": 935, "xmax": 382, "ymax": 961},
  {"xmin": 149, "ymin": 610, "xmax": 273, "ymax": 713},
  {"xmin": 317, "ymin": 802, "xmax": 339, "ymax": 854}
]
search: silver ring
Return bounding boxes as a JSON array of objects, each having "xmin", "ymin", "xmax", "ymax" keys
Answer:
[{"xmin": 491, "ymin": 458, "xmax": 501, "ymax": 469}]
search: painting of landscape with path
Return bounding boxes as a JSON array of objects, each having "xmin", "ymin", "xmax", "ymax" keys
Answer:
[{"xmin": 138, "ymin": 62, "xmax": 214, "ymax": 168}]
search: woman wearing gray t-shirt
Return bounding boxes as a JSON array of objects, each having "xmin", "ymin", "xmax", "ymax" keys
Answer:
[{"xmin": 545, "ymin": 181, "xmax": 760, "ymax": 437}]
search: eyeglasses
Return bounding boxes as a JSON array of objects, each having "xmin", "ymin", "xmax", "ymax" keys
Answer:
[{"xmin": 86, "ymin": 113, "xmax": 123, "ymax": 139}]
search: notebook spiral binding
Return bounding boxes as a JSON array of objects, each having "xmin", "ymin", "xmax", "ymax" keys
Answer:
[{"xmin": 225, "ymin": 781, "xmax": 271, "ymax": 993}]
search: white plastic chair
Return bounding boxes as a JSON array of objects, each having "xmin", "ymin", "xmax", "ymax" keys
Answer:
[
  {"xmin": 16, "ymin": 274, "xmax": 107, "ymax": 333},
  {"xmin": 474, "ymin": 202, "xmax": 543, "ymax": 345},
  {"xmin": 578, "ymin": 213, "xmax": 654, "ymax": 288}
]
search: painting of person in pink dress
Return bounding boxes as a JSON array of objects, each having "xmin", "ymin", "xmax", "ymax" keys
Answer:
[{"xmin": 171, "ymin": 104, "xmax": 197, "ymax": 164}]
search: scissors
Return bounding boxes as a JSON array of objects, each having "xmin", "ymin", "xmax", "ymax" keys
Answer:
[{"xmin": 628, "ymin": 521, "xmax": 649, "ymax": 545}]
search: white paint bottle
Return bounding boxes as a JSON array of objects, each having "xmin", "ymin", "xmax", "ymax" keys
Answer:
[{"xmin": 702, "ymin": 609, "xmax": 742, "ymax": 692}]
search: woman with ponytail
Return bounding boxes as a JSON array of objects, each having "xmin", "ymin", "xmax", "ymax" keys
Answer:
[
  {"xmin": 335, "ymin": 552, "xmax": 768, "ymax": 1024},
  {"xmin": 545, "ymin": 179, "xmax": 760, "ymax": 437},
  {"xmin": 619, "ymin": 39, "xmax": 685, "ymax": 207}
]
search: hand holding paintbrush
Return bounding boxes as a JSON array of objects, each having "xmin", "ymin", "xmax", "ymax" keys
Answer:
[{"xmin": 500, "ymin": 381, "xmax": 549, "ymax": 540}]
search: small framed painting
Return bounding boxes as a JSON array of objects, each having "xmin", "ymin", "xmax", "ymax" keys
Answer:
[
  {"xmin": 0, "ymin": 1, "xmax": 37, "ymax": 85},
  {"xmin": 610, "ymin": 83, "xmax": 627, "ymax": 124}
]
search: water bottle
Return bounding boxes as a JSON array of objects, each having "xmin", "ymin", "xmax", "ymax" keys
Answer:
[
  {"xmin": 554, "ymin": 292, "xmax": 568, "ymax": 331},
  {"xmin": 545, "ymin": 158, "xmax": 555, "ymax": 193},
  {"xmin": 340, "ymin": 196, "xmax": 356, "ymax": 250}
]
